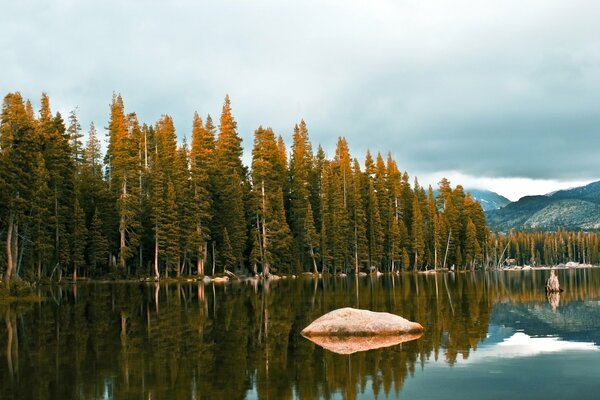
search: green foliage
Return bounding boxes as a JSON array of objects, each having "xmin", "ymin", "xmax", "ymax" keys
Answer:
[{"xmin": 1, "ymin": 91, "xmax": 524, "ymax": 281}]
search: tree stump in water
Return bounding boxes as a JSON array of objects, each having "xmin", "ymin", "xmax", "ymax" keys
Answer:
[{"xmin": 546, "ymin": 270, "xmax": 561, "ymax": 293}]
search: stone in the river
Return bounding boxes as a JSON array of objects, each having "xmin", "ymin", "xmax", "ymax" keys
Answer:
[{"xmin": 301, "ymin": 307, "xmax": 424, "ymax": 337}]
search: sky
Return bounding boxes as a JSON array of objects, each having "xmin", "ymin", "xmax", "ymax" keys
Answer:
[{"xmin": 2, "ymin": 0, "xmax": 600, "ymax": 201}]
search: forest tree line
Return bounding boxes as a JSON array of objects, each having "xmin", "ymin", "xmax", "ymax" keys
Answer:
[
  {"xmin": 488, "ymin": 229, "xmax": 600, "ymax": 267},
  {"xmin": 8, "ymin": 91, "xmax": 597, "ymax": 286}
]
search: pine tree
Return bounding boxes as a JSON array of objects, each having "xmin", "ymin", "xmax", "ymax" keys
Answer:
[
  {"xmin": 349, "ymin": 159, "xmax": 368, "ymax": 273},
  {"xmin": 251, "ymin": 126, "xmax": 293, "ymax": 275},
  {"xmin": 214, "ymin": 96, "xmax": 247, "ymax": 270},
  {"xmin": 67, "ymin": 108, "xmax": 84, "ymax": 165},
  {"xmin": 190, "ymin": 112, "xmax": 214, "ymax": 275},
  {"xmin": 304, "ymin": 202, "xmax": 320, "ymax": 273},
  {"xmin": 365, "ymin": 178, "xmax": 384, "ymax": 271},
  {"xmin": 80, "ymin": 122, "xmax": 110, "ymax": 273},
  {"xmin": 288, "ymin": 120, "xmax": 313, "ymax": 271},
  {"xmin": 29, "ymin": 151, "xmax": 53, "ymax": 278},
  {"xmin": 87, "ymin": 208, "xmax": 109, "ymax": 273},
  {"xmin": 106, "ymin": 95, "xmax": 141, "ymax": 271},
  {"xmin": 1, "ymin": 93, "xmax": 38, "ymax": 286},
  {"xmin": 71, "ymin": 198, "xmax": 87, "ymax": 279},
  {"xmin": 411, "ymin": 193, "xmax": 425, "ymax": 270},
  {"xmin": 163, "ymin": 180, "xmax": 180, "ymax": 276},
  {"xmin": 221, "ymin": 228, "xmax": 236, "ymax": 271}
]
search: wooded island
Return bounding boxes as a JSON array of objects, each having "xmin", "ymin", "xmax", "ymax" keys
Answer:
[{"xmin": 1, "ymin": 92, "xmax": 599, "ymax": 287}]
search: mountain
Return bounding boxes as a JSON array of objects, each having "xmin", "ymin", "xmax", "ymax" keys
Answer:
[
  {"xmin": 486, "ymin": 180, "xmax": 600, "ymax": 231},
  {"xmin": 464, "ymin": 188, "xmax": 511, "ymax": 211},
  {"xmin": 433, "ymin": 188, "xmax": 511, "ymax": 211}
]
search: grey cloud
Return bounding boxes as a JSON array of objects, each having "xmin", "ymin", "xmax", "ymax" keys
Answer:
[{"xmin": 2, "ymin": 0, "xmax": 600, "ymax": 183}]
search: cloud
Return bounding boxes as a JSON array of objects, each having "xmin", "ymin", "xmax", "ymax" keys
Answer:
[{"xmin": 2, "ymin": 0, "xmax": 600, "ymax": 188}]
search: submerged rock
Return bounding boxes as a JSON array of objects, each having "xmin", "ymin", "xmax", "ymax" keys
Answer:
[
  {"xmin": 301, "ymin": 307, "xmax": 424, "ymax": 337},
  {"xmin": 546, "ymin": 270, "xmax": 560, "ymax": 292},
  {"xmin": 304, "ymin": 333, "xmax": 423, "ymax": 355}
]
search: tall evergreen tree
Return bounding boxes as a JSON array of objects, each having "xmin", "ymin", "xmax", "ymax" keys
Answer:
[
  {"xmin": 189, "ymin": 112, "xmax": 214, "ymax": 275},
  {"xmin": 214, "ymin": 96, "xmax": 247, "ymax": 270}
]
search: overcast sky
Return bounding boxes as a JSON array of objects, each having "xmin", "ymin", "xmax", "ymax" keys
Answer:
[{"xmin": 2, "ymin": 0, "xmax": 600, "ymax": 200}]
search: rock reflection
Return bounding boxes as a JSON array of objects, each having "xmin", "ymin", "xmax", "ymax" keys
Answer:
[
  {"xmin": 303, "ymin": 332, "xmax": 423, "ymax": 355},
  {"xmin": 547, "ymin": 291, "xmax": 560, "ymax": 312},
  {"xmin": 1, "ymin": 269, "xmax": 600, "ymax": 399}
]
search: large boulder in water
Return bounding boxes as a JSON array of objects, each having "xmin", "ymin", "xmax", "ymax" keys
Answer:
[{"xmin": 301, "ymin": 307, "xmax": 424, "ymax": 337}]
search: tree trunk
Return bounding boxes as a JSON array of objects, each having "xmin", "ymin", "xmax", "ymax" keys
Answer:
[
  {"xmin": 154, "ymin": 228, "xmax": 160, "ymax": 279},
  {"xmin": 211, "ymin": 241, "xmax": 216, "ymax": 276},
  {"xmin": 443, "ymin": 229, "xmax": 451, "ymax": 270},
  {"xmin": 261, "ymin": 181, "xmax": 269, "ymax": 277}
]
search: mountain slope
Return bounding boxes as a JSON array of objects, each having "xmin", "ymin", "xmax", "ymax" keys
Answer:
[
  {"xmin": 525, "ymin": 199, "xmax": 600, "ymax": 230},
  {"xmin": 486, "ymin": 180, "xmax": 600, "ymax": 231},
  {"xmin": 465, "ymin": 189, "xmax": 511, "ymax": 211},
  {"xmin": 434, "ymin": 188, "xmax": 511, "ymax": 211}
]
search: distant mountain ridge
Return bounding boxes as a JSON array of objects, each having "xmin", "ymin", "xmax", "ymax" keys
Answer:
[
  {"xmin": 464, "ymin": 188, "xmax": 511, "ymax": 211},
  {"xmin": 433, "ymin": 188, "xmax": 511, "ymax": 212},
  {"xmin": 486, "ymin": 180, "xmax": 600, "ymax": 231}
]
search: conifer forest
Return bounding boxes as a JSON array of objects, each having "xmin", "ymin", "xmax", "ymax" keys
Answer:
[{"xmin": 2, "ymin": 92, "xmax": 600, "ymax": 287}]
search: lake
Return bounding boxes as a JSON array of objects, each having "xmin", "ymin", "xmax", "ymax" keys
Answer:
[{"xmin": 2, "ymin": 268, "xmax": 600, "ymax": 399}]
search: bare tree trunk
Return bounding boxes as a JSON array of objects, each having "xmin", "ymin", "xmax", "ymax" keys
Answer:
[
  {"xmin": 154, "ymin": 228, "xmax": 160, "ymax": 279},
  {"xmin": 119, "ymin": 178, "xmax": 127, "ymax": 269},
  {"xmin": 261, "ymin": 181, "xmax": 269, "ymax": 277},
  {"xmin": 197, "ymin": 222, "xmax": 205, "ymax": 276},
  {"xmin": 310, "ymin": 245, "xmax": 318, "ymax": 274},
  {"xmin": 443, "ymin": 229, "xmax": 451, "ymax": 270},
  {"xmin": 354, "ymin": 215, "xmax": 359, "ymax": 275},
  {"xmin": 211, "ymin": 241, "xmax": 216, "ymax": 276}
]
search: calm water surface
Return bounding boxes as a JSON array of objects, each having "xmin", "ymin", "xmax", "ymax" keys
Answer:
[{"xmin": 2, "ymin": 269, "xmax": 600, "ymax": 399}]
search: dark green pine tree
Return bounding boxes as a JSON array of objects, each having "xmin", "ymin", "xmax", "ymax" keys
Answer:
[
  {"xmin": 163, "ymin": 180, "xmax": 180, "ymax": 276},
  {"xmin": 221, "ymin": 228, "xmax": 237, "ymax": 271},
  {"xmin": 37, "ymin": 94, "xmax": 76, "ymax": 279},
  {"xmin": 71, "ymin": 198, "xmax": 87, "ymax": 279},
  {"xmin": 374, "ymin": 153, "xmax": 390, "ymax": 269},
  {"xmin": 251, "ymin": 126, "xmax": 293, "ymax": 275},
  {"xmin": 287, "ymin": 120, "xmax": 313, "ymax": 271},
  {"xmin": 87, "ymin": 208, "xmax": 109, "ymax": 273},
  {"xmin": 190, "ymin": 112, "xmax": 214, "ymax": 275},
  {"xmin": 319, "ymin": 162, "xmax": 333, "ymax": 272},
  {"xmin": 349, "ymin": 159, "xmax": 368, "ymax": 274},
  {"xmin": 364, "ymin": 168, "xmax": 384, "ymax": 272},
  {"xmin": 214, "ymin": 95, "xmax": 247, "ymax": 270},
  {"xmin": 304, "ymin": 202, "xmax": 320, "ymax": 273},
  {"xmin": 29, "ymin": 151, "xmax": 53, "ymax": 278},
  {"xmin": 148, "ymin": 115, "xmax": 177, "ymax": 278},
  {"xmin": 411, "ymin": 192, "xmax": 425, "ymax": 270},
  {"xmin": 2, "ymin": 93, "xmax": 41, "ymax": 284},
  {"xmin": 67, "ymin": 108, "xmax": 84, "ymax": 165},
  {"xmin": 80, "ymin": 122, "xmax": 111, "ymax": 273},
  {"xmin": 106, "ymin": 95, "xmax": 141, "ymax": 271}
]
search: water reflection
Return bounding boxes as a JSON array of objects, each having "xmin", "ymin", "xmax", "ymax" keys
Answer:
[
  {"xmin": 303, "ymin": 333, "xmax": 423, "ymax": 355},
  {"xmin": 0, "ymin": 269, "xmax": 599, "ymax": 399},
  {"xmin": 547, "ymin": 291, "xmax": 560, "ymax": 312},
  {"xmin": 458, "ymin": 331, "xmax": 599, "ymax": 364}
]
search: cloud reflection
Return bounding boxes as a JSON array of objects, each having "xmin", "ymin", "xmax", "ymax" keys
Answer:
[{"xmin": 463, "ymin": 331, "xmax": 599, "ymax": 364}]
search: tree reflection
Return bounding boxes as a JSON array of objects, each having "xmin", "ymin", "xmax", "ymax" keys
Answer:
[{"xmin": 1, "ymin": 269, "xmax": 600, "ymax": 399}]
